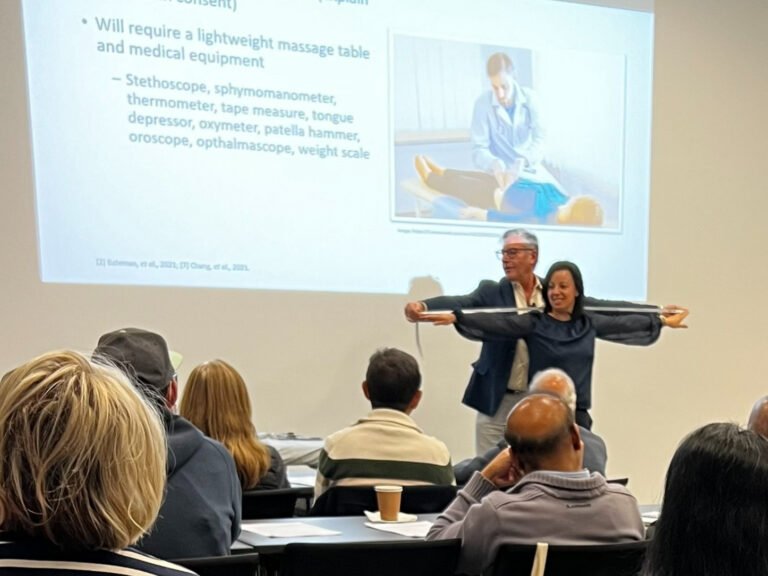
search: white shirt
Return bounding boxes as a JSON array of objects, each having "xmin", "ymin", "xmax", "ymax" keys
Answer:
[{"xmin": 507, "ymin": 277, "xmax": 544, "ymax": 392}]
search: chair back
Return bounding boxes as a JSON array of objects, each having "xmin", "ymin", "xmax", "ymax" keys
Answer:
[
  {"xmin": 606, "ymin": 477, "xmax": 630, "ymax": 486},
  {"xmin": 280, "ymin": 539, "xmax": 461, "ymax": 576},
  {"xmin": 171, "ymin": 551, "xmax": 260, "ymax": 576},
  {"xmin": 309, "ymin": 484, "xmax": 457, "ymax": 517},
  {"xmin": 488, "ymin": 540, "xmax": 649, "ymax": 576},
  {"xmin": 242, "ymin": 487, "xmax": 300, "ymax": 520}
]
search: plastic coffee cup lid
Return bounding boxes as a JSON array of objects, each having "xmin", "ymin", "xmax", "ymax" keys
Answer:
[{"xmin": 374, "ymin": 485, "xmax": 403, "ymax": 492}]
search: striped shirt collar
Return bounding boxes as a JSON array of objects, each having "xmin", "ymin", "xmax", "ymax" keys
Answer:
[{"xmin": 357, "ymin": 408, "xmax": 422, "ymax": 432}]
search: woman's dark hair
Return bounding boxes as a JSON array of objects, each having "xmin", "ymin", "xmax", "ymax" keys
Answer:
[
  {"xmin": 542, "ymin": 261, "xmax": 585, "ymax": 317},
  {"xmin": 643, "ymin": 423, "xmax": 768, "ymax": 576}
]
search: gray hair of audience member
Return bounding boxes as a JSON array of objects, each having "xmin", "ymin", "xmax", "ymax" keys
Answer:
[
  {"xmin": 504, "ymin": 393, "xmax": 576, "ymax": 471},
  {"xmin": 529, "ymin": 368, "xmax": 577, "ymax": 414},
  {"xmin": 0, "ymin": 350, "xmax": 166, "ymax": 551},
  {"xmin": 501, "ymin": 228, "xmax": 539, "ymax": 251},
  {"xmin": 748, "ymin": 396, "xmax": 768, "ymax": 437},
  {"xmin": 365, "ymin": 348, "xmax": 421, "ymax": 412}
]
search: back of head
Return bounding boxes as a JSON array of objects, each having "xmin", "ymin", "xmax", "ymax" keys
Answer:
[
  {"xmin": 93, "ymin": 327, "xmax": 175, "ymax": 410},
  {"xmin": 180, "ymin": 359, "xmax": 271, "ymax": 489},
  {"xmin": 365, "ymin": 348, "xmax": 421, "ymax": 412},
  {"xmin": 0, "ymin": 350, "xmax": 166, "ymax": 551},
  {"xmin": 747, "ymin": 396, "xmax": 768, "ymax": 437},
  {"xmin": 529, "ymin": 368, "xmax": 577, "ymax": 414},
  {"xmin": 644, "ymin": 423, "xmax": 768, "ymax": 576},
  {"xmin": 181, "ymin": 359, "xmax": 253, "ymax": 437},
  {"xmin": 504, "ymin": 394, "xmax": 578, "ymax": 473}
]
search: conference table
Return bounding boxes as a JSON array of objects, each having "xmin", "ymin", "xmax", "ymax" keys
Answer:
[
  {"xmin": 237, "ymin": 505, "xmax": 661, "ymax": 549},
  {"xmin": 232, "ymin": 504, "xmax": 661, "ymax": 576},
  {"xmin": 235, "ymin": 514, "xmax": 439, "ymax": 574},
  {"xmin": 237, "ymin": 513, "xmax": 440, "ymax": 554},
  {"xmin": 233, "ymin": 504, "xmax": 662, "ymax": 552}
]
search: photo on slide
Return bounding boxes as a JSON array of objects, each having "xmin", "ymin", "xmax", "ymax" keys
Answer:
[{"xmin": 391, "ymin": 35, "xmax": 627, "ymax": 231}]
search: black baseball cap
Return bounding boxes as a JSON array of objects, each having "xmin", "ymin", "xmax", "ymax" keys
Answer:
[{"xmin": 94, "ymin": 328, "xmax": 176, "ymax": 396}]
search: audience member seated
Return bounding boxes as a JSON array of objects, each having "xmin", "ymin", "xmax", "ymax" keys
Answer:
[
  {"xmin": 747, "ymin": 395, "xmax": 768, "ymax": 437},
  {"xmin": 180, "ymin": 359, "xmax": 289, "ymax": 490},
  {"xmin": 642, "ymin": 422, "xmax": 768, "ymax": 576},
  {"xmin": 94, "ymin": 328, "xmax": 241, "ymax": 559},
  {"xmin": 427, "ymin": 393, "xmax": 643, "ymax": 575},
  {"xmin": 453, "ymin": 368, "xmax": 607, "ymax": 483},
  {"xmin": 315, "ymin": 347, "xmax": 454, "ymax": 499},
  {"xmin": 0, "ymin": 350, "xmax": 192, "ymax": 575}
]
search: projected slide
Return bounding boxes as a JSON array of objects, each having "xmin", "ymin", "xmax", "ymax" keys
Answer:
[{"xmin": 22, "ymin": 0, "xmax": 654, "ymax": 299}]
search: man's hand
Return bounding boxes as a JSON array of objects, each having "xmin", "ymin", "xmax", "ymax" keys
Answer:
[
  {"xmin": 481, "ymin": 448, "xmax": 523, "ymax": 489},
  {"xmin": 404, "ymin": 301, "xmax": 425, "ymax": 323}
]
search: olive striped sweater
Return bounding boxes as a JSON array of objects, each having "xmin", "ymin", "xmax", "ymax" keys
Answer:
[{"xmin": 314, "ymin": 409, "xmax": 454, "ymax": 499}]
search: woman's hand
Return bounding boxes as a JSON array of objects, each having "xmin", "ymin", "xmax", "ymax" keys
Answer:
[
  {"xmin": 661, "ymin": 306, "xmax": 689, "ymax": 328},
  {"xmin": 418, "ymin": 312, "xmax": 457, "ymax": 326}
]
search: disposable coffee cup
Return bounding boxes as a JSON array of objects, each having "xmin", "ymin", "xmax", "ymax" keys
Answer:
[{"xmin": 375, "ymin": 485, "xmax": 403, "ymax": 521}]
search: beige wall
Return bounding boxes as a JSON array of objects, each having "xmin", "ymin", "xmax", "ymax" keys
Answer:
[{"xmin": 1, "ymin": 0, "xmax": 767, "ymax": 504}]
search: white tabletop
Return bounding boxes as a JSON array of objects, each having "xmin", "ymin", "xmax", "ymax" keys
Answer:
[
  {"xmin": 259, "ymin": 433, "xmax": 323, "ymax": 466},
  {"xmin": 237, "ymin": 514, "xmax": 440, "ymax": 553}
]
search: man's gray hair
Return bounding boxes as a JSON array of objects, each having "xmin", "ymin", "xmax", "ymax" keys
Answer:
[
  {"xmin": 501, "ymin": 228, "xmax": 538, "ymax": 251},
  {"xmin": 529, "ymin": 368, "xmax": 576, "ymax": 414}
]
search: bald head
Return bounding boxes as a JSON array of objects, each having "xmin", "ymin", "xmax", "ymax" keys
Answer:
[
  {"xmin": 748, "ymin": 396, "xmax": 768, "ymax": 437},
  {"xmin": 504, "ymin": 394, "xmax": 583, "ymax": 473},
  {"xmin": 529, "ymin": 368, "xmax": 577, "ymax": 414}
]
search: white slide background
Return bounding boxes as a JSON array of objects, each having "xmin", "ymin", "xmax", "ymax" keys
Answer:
[{"xmin": 23, "ymin": 0, "xmax": 652, "ymax": 299}]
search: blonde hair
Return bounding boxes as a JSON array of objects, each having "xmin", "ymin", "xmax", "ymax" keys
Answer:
[
  {"xmin": 180, "ymin": 360, "xmax": 271, "ymax": 489},
  {"xmin": 0, "ymin": 350, "xmax": 166, "ymax": 550}
]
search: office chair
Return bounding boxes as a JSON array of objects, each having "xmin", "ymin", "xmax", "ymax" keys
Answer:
[
  {"xmin": 487, "ymin": 540, "xmax": 649, "ymax": 576},
  {"xmin": 280, "ymin": 538, "xmax": 461, "ymax": 576}
]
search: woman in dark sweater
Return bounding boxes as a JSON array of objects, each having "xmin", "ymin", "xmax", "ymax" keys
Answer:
[
  {"xmin": 180, "ymin": 360, "xmax": 289, "ymax": 491},
  {"xmin": 420, "ymin": 261, "xmax": 688, "ymax": 427}
]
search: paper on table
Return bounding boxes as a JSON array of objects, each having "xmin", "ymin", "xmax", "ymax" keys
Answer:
[
  {"xmin": 641, "ymin": 511, "xmax": 660, "ymax": 524},
  {"xmin": 364, "ymin": 521, "xmax": 433, "ymax": 538},
  {"xmin": 242, "ymin": 522, "xmax": 341, "ymax": 538},
  {"xmin": 363, "ymin": 510, "xmax": 418, "ymax": 523}
]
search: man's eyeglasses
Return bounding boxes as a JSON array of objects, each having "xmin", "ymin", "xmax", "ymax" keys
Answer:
[{"xmin": 496, "ymin": 248, "xmax": 533, "ymax": 260}]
